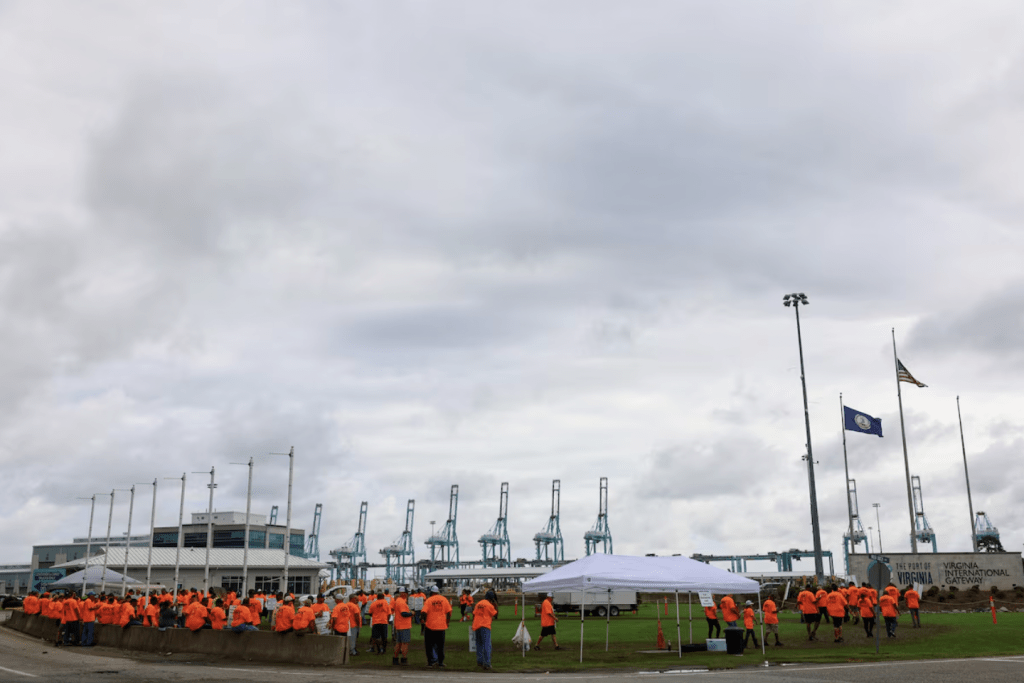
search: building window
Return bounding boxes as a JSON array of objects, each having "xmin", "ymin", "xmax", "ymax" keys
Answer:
[
  {"xmin": 249, "ymin": 530, "xmax": 266, "ymax": 548},
  {"xmin": 213, "ymin": 530, "xmax": 245, "ymax": 548},
  {"xmin": 289, "ymin": 534, "xmax": 305, "ymax": 556},
  {"xmin": 153, "ymin": 532, "xmax": 179, "ymax": 547},
  {"xmin": 255, "ymin": 575, "xmax": 280, "ymax": 593},
  {"xmin": 221, "ymin": 576, "xmax": 244, "ymax": 593},
  {"xmin": 287, "ymin": 576, "xmax": 311, "ymax": 595},
  {"xmin": 268, "ymin": 533, "xmax": 284, "ymax": 549},
  {"xmin": 183, "ymin": 532, "xmax": 207, "ymax": 548}
]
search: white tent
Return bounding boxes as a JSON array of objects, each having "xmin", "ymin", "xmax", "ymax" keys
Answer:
[
  {"xmin": 521, "ymin": 555, "xmax": 762, "ymax": 661},
  {"xmin": 48, "ymin": 566, "xmax": 143, "ymax": 592}
]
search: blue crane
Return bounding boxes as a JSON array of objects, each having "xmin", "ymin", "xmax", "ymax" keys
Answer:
[
  {"xmin": 533, "ymin": 479, "xmax": 564, "ymax": 564},
  {"xmin": 975, "ymin": 511, "xmax": 1004, "ymax": 552},
  {"xmin": 304, "ymin": 503, "xmax": 322, "ymax": 561},
  {"xmin": 381, "ymin": 499, "xmax": 416, "ymax": 583},
  {"xmin": 842, "ymin": 479, "xmax": 870, "ymax": 574},
  {"xmin": 912, "ymin": 475, "xmax": 938, "ymax": 552},
  {"xmin": 425, "ymin": 485, "xmax": 460, "ymax": 572},
  {"xmin": 583, "ymin": 477, "xmax": 612, "ymax": 555},
  {"xmin": 330, "ymin": 501, "xmax": 368, "ymax": 582},
  {"xmin": 479, "ymin": 482, "xmax": 511, "ymax": 568}
]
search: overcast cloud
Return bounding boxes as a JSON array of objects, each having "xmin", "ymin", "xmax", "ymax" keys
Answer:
[{"xmin": 3, "ymin": 1, "xmax": 1024, "ymax": 572}]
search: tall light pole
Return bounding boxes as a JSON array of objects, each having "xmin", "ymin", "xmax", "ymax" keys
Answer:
[
  {"xmin": 873, "ymin": 503, "xmax": 883, "ymax": 553},
  {"xmin": 163, "ymin": 473, "xmax": 186, "ymax": 592},
  {"xmin": 783, "ymin": 292, "xmax": 824, "ymax": 581},
  {"xmin": 192, "ymin": 467, "xmax": 217, "ymax": 594},
  {"xmin": 77, "ymin": 494, "xmax": 106, "ymax": 595},
  {"xmin": 231, "ymin": 457, "xmax": 255, "ymax": 595},
  {"xmin": 101, "ymin": 489, "xmax": 116, "ymax": 594},
  {"xmin": 270, "ymin": 447, "xmax": 295, "ymax": 593},
  {"xmin": 121, "ymin": 486, "xmax": 137, "ymax": 596},
  {"xmin": 957, "ymin": 397, "xmax": 978, "ymax": 552},
  {"xmin": 138, "ymin": 479, "xmax": 158, "ymax": 597}
]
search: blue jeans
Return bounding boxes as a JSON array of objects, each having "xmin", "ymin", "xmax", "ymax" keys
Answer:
[
  {"xmin": 475, "ymin": 627, "xmax": 492, "ymax": 666},
  {"xmin": 232, "ymin": 623, "xmax": 259, "ymax": 632},
  {"xmin": 350, "ymin": 626, "xmax": 359, "ymax": 653},
  {"xmin": 81, "ymin": 621, "xmax": 95, "ymax": 646}
]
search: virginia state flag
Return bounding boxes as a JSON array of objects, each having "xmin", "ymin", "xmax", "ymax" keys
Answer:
[{"xmin": 844, "ymin": 406, "xmax": 883, "ymax": 437}]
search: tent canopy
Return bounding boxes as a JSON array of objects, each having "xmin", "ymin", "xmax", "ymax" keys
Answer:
[
  {"xmin": 49, "ymin": 565, "xmax": 143, "ymax": 589},
  {"xmin": 522, "ymin": 554, "xmax": 759, "ymax": 594}
]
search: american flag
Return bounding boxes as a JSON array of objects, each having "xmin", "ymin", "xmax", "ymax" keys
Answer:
[{"xmin": 897, "ymin": 359, "xmax": 927, "ymax": 387}]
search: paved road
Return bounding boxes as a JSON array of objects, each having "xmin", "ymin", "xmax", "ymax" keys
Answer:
[{"xmin": 1, "ymin": 625, "xmax": 1022, "ymax": 682}]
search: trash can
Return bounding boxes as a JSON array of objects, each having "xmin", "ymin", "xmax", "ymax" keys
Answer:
[{"xmin": 724, "ymin": 627, "xmax": 745, "ymax": 655}]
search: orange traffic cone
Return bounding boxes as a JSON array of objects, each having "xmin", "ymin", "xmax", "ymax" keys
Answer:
[{"xmin": 656, "ymin": 616, "xmax": 667, "ymax": 650}]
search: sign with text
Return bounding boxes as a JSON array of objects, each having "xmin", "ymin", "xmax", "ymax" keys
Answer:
[
  {"xmin": 849, "ymin": 552, "xmax": 1024, "ymax": 591},
  {"xmin": 698, "ymin": 591, "xmax": 715, "ymax": 607},
  {"xmin": 31, "ymin": 568, "xmax": 66, "ymax": 592}
]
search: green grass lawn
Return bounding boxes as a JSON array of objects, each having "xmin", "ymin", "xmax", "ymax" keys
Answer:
[{"xmin": 343, "ymin": 604, "xmax": 1024, "ymax": 672}]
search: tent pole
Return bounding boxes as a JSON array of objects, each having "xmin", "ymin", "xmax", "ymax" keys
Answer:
[
  {"xmin": 522, "ymin": 591, "xmax": 526, "ymax": 658},
  {"xmin": 688, "ymin": 592, "xmax": 692, "ymax": 644},
  {"xmin": 675, "ymin": 591, "xmax": 681, "ymax": 658},
  {"xmin": 580, "ymin": 591, "xmax": 585, "ymax": 664},
  {"xmin": 605, "ymin": 590, "xmax": 611, "ymax": 652},
  {"xmin": 758, "ymin": 590, "xmax": 765, "ymax": 658}
]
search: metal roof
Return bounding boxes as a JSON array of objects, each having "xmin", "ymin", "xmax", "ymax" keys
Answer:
[
  {"xmin": 52, "ymin": 547, "xmax": 326, "ymax": 570},
  {"xmin": 423, "ymin": 567, "xmax": 552, "ymax": 580}
]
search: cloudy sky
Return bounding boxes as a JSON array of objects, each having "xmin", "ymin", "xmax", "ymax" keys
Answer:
[{"xmin": 3, "ymin": 1, "xmax": 1024, "ymax": 573}]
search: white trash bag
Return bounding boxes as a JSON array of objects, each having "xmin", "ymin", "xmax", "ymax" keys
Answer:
[{"xmin": 512, "ymin": 621, "xmax": 532, "ymax": 651}]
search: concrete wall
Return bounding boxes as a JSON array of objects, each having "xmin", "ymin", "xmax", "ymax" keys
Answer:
[
  {"xmin": 848, "ymin": 552, "xmax": 1024, "ymax": 590},
  {"xmin": 3, "ymin": 612, "xmax": 348, "ymax": 666}
]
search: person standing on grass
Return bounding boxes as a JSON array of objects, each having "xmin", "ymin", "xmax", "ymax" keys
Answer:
[
  {"xmin": 815, "ymin": 585, "xmax": 829, "ymax": 625},
  {"xmin": 903, "ymin": 586, "xmax": 921, "ymax": 628},
  {"xmin": 762, "ymin": 594, "xmax": 782, "ymax": 646},
  {"xmin": 704, "ymin": 596, "xmax": 721, "ymax": 639},
  {"xmin": 472, "ymin": 590, "xmax": 499, "ymax": 670},
  {"xmin": 879, "ymin": 591, "xmax": 899, "ymax": 638},
  {"xmin": 846, "ymin": 582, "xmax": 861, "ymax": 626},
  {"xmin": 858, "ymin": 583, "xmax": 876, "ymax": 637},
  {"xmin": 368, "ymin": 592, "xmax": 392, "ymax": 653},
  {"xmin": 422, "ymin": 585, "xmax": 452, "ymax": 667},
  {"xmin": 825, "ymin": 584, "xmax": 848, "ymax": 643},
  {"xmin": 535, "ymin": 592, "xmax": 561, "ymax": 650},
  {"xmin": 720, "ymin": 594, "xmax": 740, "ymax": 627},
  {"xmin": 348, "ymin": 594, "xmax": 363, "ymax": 656},
  {"xmin": 797, "ymin": 585, "xmax": 821, "ymax": 641},
  {"xmin": 741, "ymin": 601, "xmax": 759, "ymax": 648},
  {"xmin": 392, "ymin": 588, "xmax": 413, "ymax": 666}
]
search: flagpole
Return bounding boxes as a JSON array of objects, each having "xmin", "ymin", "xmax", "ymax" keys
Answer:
[
  {"xmin": 892, "ymin": 329, "xmax": 918, "ymax": 554},
  {"xmin": 957, "ymin": 396, "xmax": 978, "ymax": 552},
  {"xmin": 840, "ymin": 394, "xmax": 855, "ymax": 569}
]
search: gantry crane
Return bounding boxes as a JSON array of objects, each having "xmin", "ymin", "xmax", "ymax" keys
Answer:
[
  {"xmin": 912, "ymin": 475, "xmax": 938, "ymax": 552},
  {"xmin": 269, "ymin": 505, "xmax": 279, "ymax": 525},
  {"xmin": 381, "ymin": 499, "xmax": 415, "ymax": 583},
  {"xmin": 425, "ymin": 485, "xmax": 460, "ymax": 570},
  {"xmin": 479, "ymin": 483, "xmax": 511, "ymax": 567},
  {"xmin": 330, "ymin": 501, "xmax": 368, "ymax": 581},
  {"xmin": 842, "ymin": 479, "xmax": 869, "ymax": 574},
  {"xmin": 304, "ymin": 503, "xmax": 323, "ymax": 561},
  {"xmin": 975, "ymin": 511, "xmax": 1004, "ymax": 552},
  {"xmin": 583, "ymin": 477, "xmax": 612, "ymax": 555},
  {"xmin": 533, "ymin": 479, "xmax": 564, "ymax": 564}
]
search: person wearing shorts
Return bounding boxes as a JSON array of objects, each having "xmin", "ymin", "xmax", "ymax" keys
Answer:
[
  {"xmin": 825, "ymin": 584, "xmax": 848, "ymax": 643},
  {"xmin": 762, "ymin": 595, "xmax": 782, "ymax": 646},
  {"xmin": 535, "ymin": 593, "xmax": 560, "ymax": 650},
  {"xmin": 797, "ymin": 586, "xmax": 821, "ymax": 641}
]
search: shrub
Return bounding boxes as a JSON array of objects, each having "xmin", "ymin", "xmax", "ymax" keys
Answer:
[
  {"xmin": 937, "ymin": 596, "xmax": 945, "ymax": 602},
  {"xmin": 948, "ymin": 586, "xmax": 959, "ymax": 593},
  {"xmin": 990, "ymin": 586, "xmax": 1000, "ymax": 593},
  {"xmin": 926, "ymin": 586, "xmax": 940, "ymax": 597},
  {"xmin": 968, "ymin": 585, "xmax": 980, "ymax": 593}
]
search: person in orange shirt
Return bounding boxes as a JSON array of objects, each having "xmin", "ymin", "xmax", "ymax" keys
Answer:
[
  {"xmin": 703, "ymin": 596, "xmax": 721, "ymax": 639},
  {"xmin": 80, "ymin": 593, "xmax": 99, "ymax": 646},
  {"xmin": 903, "ymin": 586, "xmax": 921, "ymax": 628},
  {"xmin": 330, "ymin": 597, "xmax": 350, "ymax": 645},
  {"xmin": 248, "ymin": 590, "xmax": 264, "ymax": 625},
  {"xmin": 209, "ymin": 599, "xmax": 227, "ymax": 630},
  {"xmin": 846, "ymin": 582, "xmax": 861, "ymax": 626},
  {"xmin": 762, "ymin": 594, "xmax": 782, "ymax": 647},
  {"xmin": 292, "ymin": 599, "xmax": 316, "ymax": 634},
  {"xmin": 311, "ymin": 595, "xmax": 330, "ymax": 624},
  {"xmin": 119, "ymin": 598, "xmax": 142, "ymax": 628},
  {"xmin": 815, "ymin": 586, "xmax": 828, "ymax": 623},
  {"xmin": 38, "ymin": 592, "xmax": 51, "ymax": 618},
  {"xmin": 60, "ymin": 593, "xmax": 82, "ymax": 646},
  {"xmin": 392, "ymin": 588, "xmax": 414, "ymax": 666},
  {"xmin": 231, "ymin": 599, "xmax": 259, "ymax": 632},
  {"xmin": 23, "ymin": 592, "xmax": 40, "ymax": 616},
  {"xmin": 143, "ymin": 598, "xmax": 159, "ymax": 628},
  {"xmin": 471, "ymin": 589, "xmax": 498, "ymax": 669},
  {"xmin": 535, "ymin": 591, "xmax": 560, "ymax": 651},
  {"xmin": 422, "ymin": 586, "xmax": 452, "ymax": 667},
  {"xmin": 858, "ymin": 582, "xmax": 876, "ymax": 637},
  {"xmin": 825, "ymin": 584, "xmax": 848, "ymax": 643},
  {"xmin": 368, "ymin": 592, "xmax": 392, "ymax": 653},
  {"xmin": 719, "ymin": 594, "xmax": 740, "ymax": 628},
  {"xmin": 347, "ymin": 594, "xmax": 363, "ymax": 656},
  {"xmin": 797, "ymin": 585, "xmax": 821, "ymax": 641},
  {"xmin": 879, "ymin": 591, "xmax": 899, "ymax": 638},
  {"xmin": 742, "ymin": 600, "xmax": 759, "ymax": 648},
  {"xmin": 184, "ymin": 595, "xmax": 209, "ymax": 632},
  {"xmin": 410, "ymin": 589, "xmax": 427, "ymax": 628},
  {"xmin": 274, "ymin": 595, "xmax": 295, "ymax": 633}
]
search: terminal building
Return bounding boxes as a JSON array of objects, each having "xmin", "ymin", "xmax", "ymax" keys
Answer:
[{"xmin": 152, "ymin": 512, "xmax": 305, "ymax": 556}]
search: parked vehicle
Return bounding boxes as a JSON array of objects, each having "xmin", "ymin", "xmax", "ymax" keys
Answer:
[
  {"xmin": 551, "ymin": 590, "xmax": 637, "ymax": 617},
  {"xmin": 1, "ymin": 595, "xmax": 24, "ymax": 609}
]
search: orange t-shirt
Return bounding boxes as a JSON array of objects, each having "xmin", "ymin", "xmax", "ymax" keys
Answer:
[
  {"xmin": 825, "ymin": 591, "xmax": 847, "ymax": 617},
  {"xmin": 369, "ymin": 598, "xmax": 391, "ymax": 625},
  {"xmin": 815, "ymin": 590, "xmax": 828, "ymax": 608},
  {"xmin": 423, "ymin": 594, "xmax": 452, "ymax": 630},
  {"xmin": 763, "ymin": 599, "xmax": 778, "ymax": 625},
  {"xmin": 742, "ymin": 607, "xmax": 755, "ymax": 629},
  {"xmin": 232, "ymin": 605, "xmax": 252, "ymax": 628},
  {"xmin": 797, "ymin": 590, "xmax": 817, "ymax": 615},
  {"xmin": 720, "ymin": 596, "xmax": 739, "ymax": 622},
  {"xmin": 292, "ymin": 605, "xmax": 314, "ymax": 630},
  {"xmin": 703, "ymin": 603, "xmax": 718, "ymax": 620},
  {"xmin": 540, "ymin": 599, "xmax": 556, "ymax": 627},
  {"xmin": 184, "ymin": 602, "xmax": 208, "ymax": 631},
  {"xmin": 393, "ymin": 597, "xmax": 413, "ymax": 630},
  {"xmin": 879, "ymin": 594, "xmax": 898, "ymax": 618},
  {"xmin": 312, "ymin": 602, "xmax": 330, "ymax": 617},
  {"xmin": 859, "ymin": 592, "xmax": 876, "ymax": 618},
  {"xmin": 471, "ymin": 598, "xmax": 497, "ymax": 631},
  {"xmin": 210, "ymin": 606, "xmax": 227, "ymax": 630},
  {"xmin": 23, "ymin": 596, "xmax": 40, "ymax": 615},
  {"xmin": 275, "ymin": 604, "xmax": 295, "ymax": 631},
  {"xmin": 904, "ymin": 590, "xmax": 920, "ymax": 609},
  {"xmin": 347, "ymin": 601, "xmax": 362, "ymax": 629},
  {"xmin": 80, "ymin": 598, "xmax": 98, "ymax": 623},
  {"xmin": 331, "ymin": 603, "xmax": 350, "ymax": 634}
]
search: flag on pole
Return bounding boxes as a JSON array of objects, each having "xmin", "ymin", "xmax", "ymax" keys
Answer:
[
  {"xmin": 843, "ymin": 406, "xmax": 883, "ymax": 437},
  {"xmin": 896, "ymin": 359, "xmax": 927, "ymax": 387}
]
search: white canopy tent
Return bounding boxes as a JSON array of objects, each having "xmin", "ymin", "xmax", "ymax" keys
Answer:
[
  {"xmin": 522, "ymin": 554, "xmax": 762, "ymax": 661},
  {"xmin": 48, "ymin": 566, "xmax": 144, "ymax": 592}
]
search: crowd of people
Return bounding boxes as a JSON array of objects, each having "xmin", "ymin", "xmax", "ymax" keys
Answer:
[
  {"xmin": 702, "ymin": 582, "xmax": 921, "ymax": 647},
  {"xmin": 20, "ymin": 583, "xmax": 504, "ymax": 669}
]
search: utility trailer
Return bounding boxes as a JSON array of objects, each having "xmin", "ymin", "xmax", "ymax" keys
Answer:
[{"xmin": 551, "ymin": 590, "xmax": 638, "ymax": 617}]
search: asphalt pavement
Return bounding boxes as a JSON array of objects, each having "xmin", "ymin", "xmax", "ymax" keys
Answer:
[{"xmin": 1, "ymin": 623, "xmax": 1022, "ymax": 682}]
